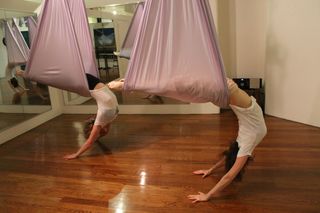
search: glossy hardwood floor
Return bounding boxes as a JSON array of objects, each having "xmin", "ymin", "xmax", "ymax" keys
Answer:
[{"xmin": 0, "ymin": 111, "xmax": 319, "ymax": 213}]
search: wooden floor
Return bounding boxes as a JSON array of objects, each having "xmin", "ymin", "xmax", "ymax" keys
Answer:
[
  {"xmin": 0, "ymin": 111, "xmax": 319, "ymax": 212},
  {"xmin": 0, "ymin": 78, "xmax": 50, "ymax": 106}
]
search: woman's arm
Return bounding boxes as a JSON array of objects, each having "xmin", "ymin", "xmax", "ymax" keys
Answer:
[
  {"xmin": 64, "ymin": 125, "xmax": 102, "ymax": 160},
  {"xmin": 193, "ymin": 156, "xmax": 225, "ymax": 178},
  {"xmin": 188, "ymin": 156, "xmax": 249, "ymax": 203}
]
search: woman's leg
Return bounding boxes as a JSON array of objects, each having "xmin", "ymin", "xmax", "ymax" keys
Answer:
[{"xmin": 227, "ymin": 78, "xmax": 252, "ymax": 108}]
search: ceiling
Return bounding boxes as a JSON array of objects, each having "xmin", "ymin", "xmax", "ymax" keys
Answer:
[{"xmin": 0, "ymin": 0, "xmax": 139, "ymax": 18}]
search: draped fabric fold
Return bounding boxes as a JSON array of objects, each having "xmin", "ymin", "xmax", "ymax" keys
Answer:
[
  {"xmin": 11, "ymin": 19, "xmax": 30, "ymax": 58},
  {"xmin": 67, "ymin": 0, "xmax": 99, "ymax": 78},
  {"xmin": 25, "ymin": 0, "xmax": 98, "ymax": 97},
  {"xmin": 4, "ymin": 20, "xmax": 29, "ymax": 65},
  {"xmin": 26, "ymin": 16, "xmax": 37, "ymax": 46},
  {"xmin": 119, "ymin": 2, "xmax": 145, "ymax": 59},
  {"xmin": 124, "ymin": 0, "xmax": 229, "ymax": 107}
]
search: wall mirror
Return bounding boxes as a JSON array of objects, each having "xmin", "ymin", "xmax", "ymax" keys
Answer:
[{"xmin": 0, "ymin": 9, "xmax": 51, "ymax": 132}]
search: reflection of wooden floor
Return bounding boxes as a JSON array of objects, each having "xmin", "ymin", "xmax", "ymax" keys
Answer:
[
  {"xmin": 0, "ymin": 113, "xmax": 37, "ymax": 130},
  {"xmin": 0, "ymin": 111, "xmax": 319, "ymax": 212},
  {"xmin": 0, "ymin": 78, "xmax": 50, "ymax": 105}
]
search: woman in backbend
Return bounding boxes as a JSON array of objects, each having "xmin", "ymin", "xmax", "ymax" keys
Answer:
[
  {"xmin": 188, "ymin": 78, "xmax": 267, "ymax": 203},
  {"xmin": 64, "ymin": 74, "xmax": 119, "ymax": 160},
  {"xmin": 107, "ymin": 77, "xmax": 267, "ymax": 202}
]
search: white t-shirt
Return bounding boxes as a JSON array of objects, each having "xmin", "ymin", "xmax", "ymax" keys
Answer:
[
  {"xmin": 229, "ymin": 97, "xmax": 267, "ymax": 157},
  {"xmin": 90, "ymin": 86, "xmax": 119, "ymax": 127}
]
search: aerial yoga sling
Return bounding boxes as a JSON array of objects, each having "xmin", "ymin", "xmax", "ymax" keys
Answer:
[
  {"xmin": 123, "ymin": 0, "xmax": 229, "ymax": 107},
  {"xmin": 4, "ymin": 19, "xmax": 29, "ymax": 66},
  {"xmin": 118, "ymin": 2, "xmax": 145, "ymax": 59},
  {"xmin": 22, "ymin": 0, "xmax": 228, "ymax": 105},
  {"xmin": 24, "ymin": 0, "xmax": 99, "ymax": 97},
  {"xmin": 4, "ymin": 16, "xmax": 37, "ymax": 66},
  {"xmin": 26, "ymin": 16, "xmax": 37, "ymax": 46}
]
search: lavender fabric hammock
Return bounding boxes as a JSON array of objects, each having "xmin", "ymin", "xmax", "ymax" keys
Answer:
[
  {"xmin": 26, "ymin": 16, "xmax": 37, "ymax": 45},
  {"xmin": 124, "ymin": 0, "xmax": 229, "ymax": 107},
  {"xmin": 12, "ymin": 19, "xmax": 30, "ymax": 58},
  {"xmin": 119, "ymin": 2, "xmax": 145, "ymax": 59},
  {"xmin": 25, "ymin": 0, "xmax": 98, "ymax": 97},
  {"xmin": 4, "ymin": 20, "xmax": 29, "ymax": 65}
]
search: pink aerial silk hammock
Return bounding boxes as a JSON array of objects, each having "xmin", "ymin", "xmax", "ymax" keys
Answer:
[
  {"xmin": 21, "ymin": 0, "xmax": 227, "ymax": 103},
  {"xmin": 25, "ymin": 0, "xmax": 99, "ymax": 97},
  {"xmin": 4, "ymin": 20, "xmax": 29, "ymax": 65},
  {"xmin": 4, "ymin": 17, "xmax": 36, "ymax": 65},
  {"xmin": 26, "ymin": 16, "xmax": 37, "ymax": 45},
  {"xmin": 124, "ymin": 0, "xmax": 229, "ymax": 107},
  {"xmin": 11, "ymin": 19, "xmax": 30, "ymax": 59},
  {"xmin": 119, "ymin": 2, "xmax": 145, "ymax": 59}
]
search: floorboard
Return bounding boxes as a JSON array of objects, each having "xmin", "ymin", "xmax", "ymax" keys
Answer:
[{"xmin": 0, "ymin": 111, "xmax": 319, "ymax": 212}]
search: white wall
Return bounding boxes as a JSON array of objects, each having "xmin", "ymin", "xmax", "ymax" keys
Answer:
[
  {"xmin": 235, "ymin": 0, "xmax": 268, "ymax": 78},
  {"xmin": 217, "ymin": 0, "xmax": 268, "ymax": 79},
  {"xmin": 113, "ymin": 20, "xmax": 130, "ymax": 78},
  {"xmin": 209, "ymin": 0, "xmax": 218, "ymax": 22},
  {"xmin": 217, "ymin": 0, "xmax": 236, "ymax": 77},
  {"xmin": 265, "ymin": 0, "xmax": 320, "ymax": 127}
]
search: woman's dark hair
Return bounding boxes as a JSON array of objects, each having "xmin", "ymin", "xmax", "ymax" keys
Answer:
[
  {"xmin": 222, "ymin": 141, "xmax": 252, "ymax": 181},
  {"xmin": 2, "ymin": 37, "xmax": 6, "ymax": 46},
  {"xmin": 83, "ymin": 116, "xmax": 96, "ymax": 138},
  {"xmin": 10, "ymin": 77, "xmax": 19, "ymax": 88}
]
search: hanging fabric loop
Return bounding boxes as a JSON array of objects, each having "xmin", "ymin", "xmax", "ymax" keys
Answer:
[
  {"xmin": 119, "ymin": 2, "xmax": 145, "ymax": 59},
  {"xmin": 123, "ymin": 0, "xmax": 229, "ymax": 107},
  {"xmin": 25, "ymin": 0, "xmax": 99, "ymax": 97}
]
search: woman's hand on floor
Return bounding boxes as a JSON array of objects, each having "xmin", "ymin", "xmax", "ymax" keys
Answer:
[
  {"xmin": 63, "ymin": 153, "xmax": 79, "ymax": 160},
  {"xmin": 193, "ymin": 169, "xmax": 212, "ymax": 178},
  {"xmin": 187, "ymin": 192, "xmax": 209, "ymax": 203}
]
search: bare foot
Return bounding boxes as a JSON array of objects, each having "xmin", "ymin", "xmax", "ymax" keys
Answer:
[{"xmin": 108, "ymin": 80, "xmax": 124, "ymax": 91}]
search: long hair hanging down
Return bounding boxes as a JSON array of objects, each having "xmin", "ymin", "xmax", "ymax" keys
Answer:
[
  {"xmin": 83, "ymin": 115, "xmax": 96, "ymax": 139},
  {"xmin": 223, "ymin": 141, "xmax": 252, "ymax": 181}
]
